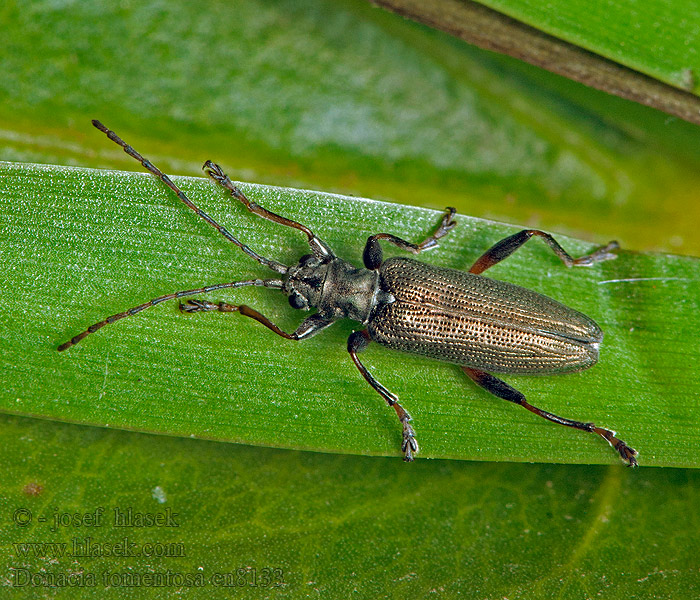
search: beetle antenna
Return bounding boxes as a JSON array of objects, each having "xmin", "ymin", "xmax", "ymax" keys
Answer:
[
  {"xmin": 91, "ymin": 120, "xmax": 288, "ymax": 275},
  {"xmin": 57, "ymin": 278, "xmax": 284, "ymax": 351}
]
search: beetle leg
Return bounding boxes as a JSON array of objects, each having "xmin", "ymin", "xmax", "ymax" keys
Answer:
[
  {"xmin": 57, "ymin": 279, "xmax": 284, "ymax": 351},
  {"xmin": 90, "ymin": 121, "xmax": 289, "ymax": 275},
  {"xmin": 348, "ymin": 330, "xmax": 419, "ymax": 461},
  {"xmin": 462, "ymin": 367, "xmax": 638, "ymax": 466},
  {"xmin": 469, "ymin": 229, "xmax": 619, "ymax": 275},
  {"xmin": 203, "ymin": 161, "xmax": 335, "ymax": 261},
  {"xmin": 181, "ymin": 302, "xmax": 334, "ymax": 341},
  {"xmin": 363, "ymin": 207, "xmax": 457, "ymax": 270}
]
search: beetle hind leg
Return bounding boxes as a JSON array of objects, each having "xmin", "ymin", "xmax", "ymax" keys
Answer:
[
  {"xmin": 469, "ymin": 229, "xmax": 618, "ymax": 275},
  {"xmin": 462, "ymin": 367, "xmax": 638, "ymax": 466},
  {"xmin": 348, "ymin": 330, "xmax": 419, "ymax": 461}
]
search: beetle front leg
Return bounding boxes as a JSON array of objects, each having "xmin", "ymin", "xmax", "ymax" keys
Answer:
[
  {"xmin": 181, "ymin": 300, "xmax": 334, "ymax": 340},
  {"xmin": 462, "ymin": 367, "xmax": 638, "ymax": 466},
  {"xmin": 469, "ymin": 229, "xmax": 618, "ymax": 275},
  {"xmin": 58, "ymin": 278, "xmax": 285, "ymax": 351},
  {"xmin": 363, "ymin": 207, "xmax": 457, "ymax": 270},
  {"xmin": 347, "ymin": 330, "xmax": 418, "ymax": 461},
  {"xmin": 203, "ymin": 161, "xmax": 334, "ymax": 261}
]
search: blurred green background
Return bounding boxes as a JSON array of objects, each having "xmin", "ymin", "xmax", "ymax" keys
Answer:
[
  {"xmin": 2, "ymin": 0, "xmax": 699, "ymax": 597},
  {"xmin": 3, "ymin": 0, "xmax": 700, "ymax": 254}
]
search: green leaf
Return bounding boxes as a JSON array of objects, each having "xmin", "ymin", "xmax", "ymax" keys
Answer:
[
  {"xmin": 371, "ymin": 0, "xmax": 700, "ymax": 125},
  {"xmin": 2, "ymin": 160, "xmax": 698, "ymax": 467},
  {"xmin": 3, "ymin": 414, "xmax": 700, "ymax": 598},
  {"xmin": 477, "ymin": 0, "xmax": 700, "ymax": 94}
]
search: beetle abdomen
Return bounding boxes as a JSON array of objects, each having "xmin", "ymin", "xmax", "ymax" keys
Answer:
[{"xmin": 369, "ymin": 257, "xmax": 602, "ymax": 374}]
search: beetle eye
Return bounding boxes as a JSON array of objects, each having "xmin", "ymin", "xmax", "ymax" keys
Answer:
[{"xmin": 288, "ymin": 294, "xmax": 306, "ymax": 309}]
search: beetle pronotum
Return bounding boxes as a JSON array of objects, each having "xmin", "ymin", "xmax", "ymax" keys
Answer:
[{"xmin": 59, "ymin": 120, "xmax": 638, "ymax": 466}]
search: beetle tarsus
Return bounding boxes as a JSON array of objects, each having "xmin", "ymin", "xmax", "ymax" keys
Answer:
[
  {"xmin": 401, "ymin": 419, "xmax": 419, "ymax": 462},
  {"xmin": 396, "ymin": 407, "xmax": 419, "ymax": 461},
  {"xmin": 588, "ymin": 425, "xmax": 638, "ymax": 466},
  {"xmin": 431, "ymin": 206, "xmax": 458, "ymax": 241},
  {"xmin": 616, "ymin": 441, "xmax": 639, "ymax": 467},
  {"xmin": 180, "ymin": 299, "xmax": 217, "ymax": 313},
  {"xmin": 202, "ymin": 159, "xmax": 224, "ymax": 182},
  {"xmin": 572, "ymin": 240, "xmax": 620, "ymax": 266}
]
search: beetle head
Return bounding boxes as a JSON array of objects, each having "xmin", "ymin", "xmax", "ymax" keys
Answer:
[{"xmin": 283, "ymin": 254, "xmax": 328, "ymax": 310}]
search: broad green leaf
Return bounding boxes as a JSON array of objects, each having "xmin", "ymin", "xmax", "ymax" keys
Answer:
[
  {"xmin": 2, "ymin": 414, "xmax": 700, "ymax": 599},
  {"xmin": 370, "ymin": 0, "xmax": 700, "ymax": 127},
  {"xmin": 2, "ymin": 161, "xmax": 698, "ymax": 467},
  {"xmin": 477, "ymin": 0, "xmax": 700, "ymax": 95}
]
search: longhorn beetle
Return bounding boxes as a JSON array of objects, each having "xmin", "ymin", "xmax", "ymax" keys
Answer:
[{"xmin": 59, "ymin": 120, "xmax": 638, "ymax": 466}]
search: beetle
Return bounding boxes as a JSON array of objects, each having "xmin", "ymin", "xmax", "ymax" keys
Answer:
[{"xmin": 59, "ymin": 120, "xmax": 638, "ymax": 467}]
